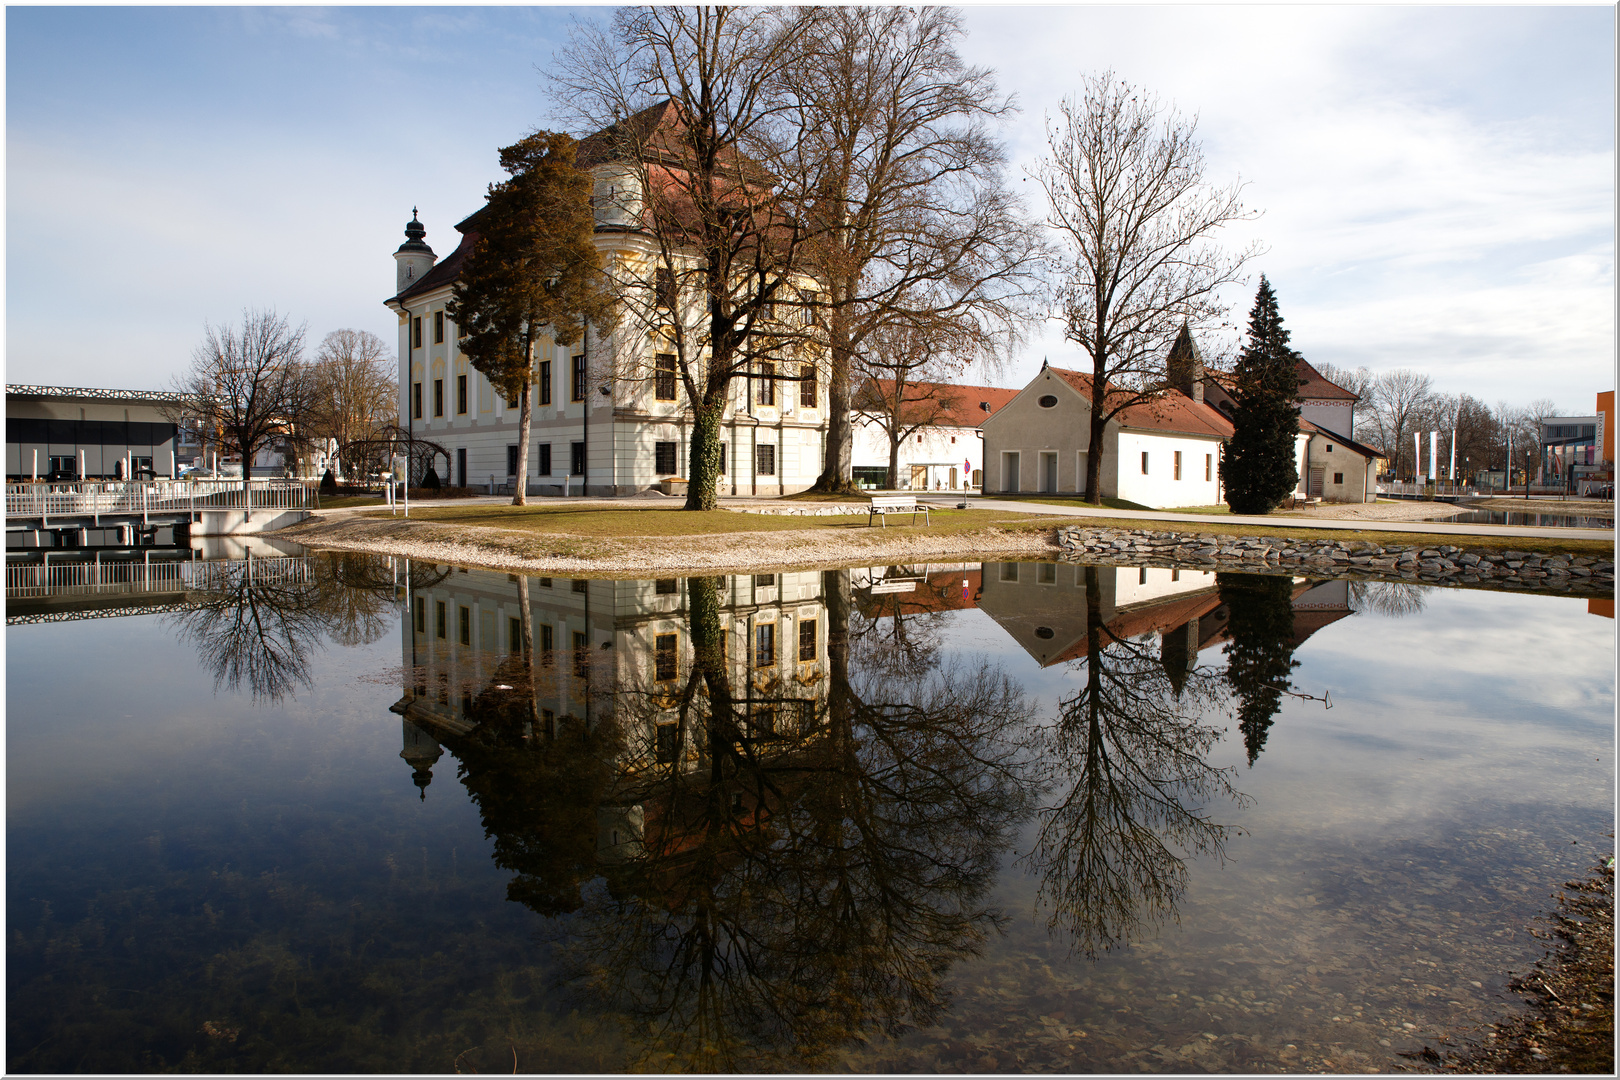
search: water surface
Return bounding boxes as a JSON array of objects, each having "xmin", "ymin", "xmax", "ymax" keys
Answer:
[{"xmin": 7, "ymin": 551, "xmax": 1613, "ymax": 1073}]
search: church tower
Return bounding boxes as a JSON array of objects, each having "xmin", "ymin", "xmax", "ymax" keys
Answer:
[{"xmin": 394, "ymin": 209, "xmax": 436, "ymax": 294}]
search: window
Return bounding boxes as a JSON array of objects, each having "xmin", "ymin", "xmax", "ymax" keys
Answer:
[
  {"xmin": 538, "ymin": 578, "xmax": 553, "ymax": 589},
  {"xmin": 1205, "ymin": 454, "xmax": 1212, "ymax": 481},
  {"xmin": 1171, "ymin": 568, "xmax": 1180, "ymax": 582},
  {"xmin": 412, "ymin": 382, "xmax": 423, "ymax": 419},
  {"xmin": 999, "ymin": 562, "xmax": 1019, "ymax": 582},
  {"xmin": 1325, "ymin": 444, "xmax": 1334, "ymax": 453},
  {"xmin": 459, "ymin": 605, "xmax": 471, "ymax": 646},
  {"xmin": 1333, "ymin": 472, "xmax": 1344, "ymax": 485},
  {"xmin": 755, "ymin": 623, "xmax": 776, "ymax": 668},
  {"xmin": 412, "ymin": 317, "xmax": 422, "ymax": 348},
  {"xmin": 509, "ymin": 616, "xmax": 522, "ymax": 653},
  {"xmin": 655, "ymin": 578, "xmax": 678, "ymax": 595},
  {"xmin": 656, "ymin": 723, "xmax": 679, "ymax": 764},
  {"xmin": 571, "ymin": 354, "xmax": 586, "ymax": 402},
  {"xmin": 1174, "ymin": 451, "xmax": 1182, "ymax": 480},
  {"xmin": 655, "ymin": 353, "xmax": 677, "ymax": 401},
  {"xmin": 800, "ymin": 290, "xmax": 818, "ymax": 325},
  {"xmin": 435, "ymin": 601, "xmax": 446, "ymax": 639},
  {"xmin": 799, "ymin": 619, "xmax": 817, "ymax": 661},
  {"xmin": 414, "ymin": 596, "xmax": 425, "ymax": 634},
  {"xmin": 719, "ymin": 444, "xmax": 727, "ymax": 475},
  {"xmin": 654, "ymin": 266, "xmax": 676, "ymax": 309},
  {"xmin": 433, "ymin": 379, "xmax": 444, "ymax": 418},
  {"xmin": 1140, "ymin": 451, "xmax": 1149, "ymax": 475},
  {"xmin": 1039, "ymin": 563, "xmax": 1056, "ymax": 584},
  {"xmin": 538, "ymin": 360, "xmax": 552, "ymax": 406},
  {"xmin": 753, "ymin": 574, "xmax": 776, "ymax": 587},
  {"xmin": 917, "ymin": 435, "xmax": 923, "ymax": 444},
  {"xmin": 573, "ymin": 631, "xmax": 589, "ymax": 678},
  {"xmin": 655, "ymin": 633, "xmax": 678, "ymax": 681},
  {"xmin": 572, "ymin": 579, "xmax": 587, "ymax": 593},
  {"xmin": 570, "ymin": 441, "xmax": 586, "ymax": 476},
  {"xmin": 507, "ymin": 445, "xmax": 519, "ymax": 477},
  {"xmin": 756, "ymin": 444, "xmax": 776, "ymax": 476},
  {"xmin": 757, "ymin": 362, "xmax": 775, "ymax": 406},
  {"xmin": 655, "ymin": 441, "xmax": 678, "ymax": 475},
  {"xmin": 457, "ymin": 374, "xmax": 468, "ymax": 414},
  {"xmin": 434, "ymin": 311, "xmax": 445, "ymax": 344},
  {"xmin": 751, "ymin": 704, "xmax": 778, "ymax": 739},
  {"xmin": 799, "ymin": 363, "xmax": 816, "ymax": 408},
  {"xmin": 1038, "ymin": 394, "xmax": 1058, "ymax": 408},
  {"xmin": 540, "ymin": 623, "xmax": 554, "ymax": 657},
  {"xmin": 1139, "ymin": 567, "xmax": 1149, "ymax": 585},
  {"xmin": 541, "ymin": 708, "xmax": 555, "ymax": 737},
  {"xmin": 538, "ymin": 443, "xmax": 552, "ymax": 476}
]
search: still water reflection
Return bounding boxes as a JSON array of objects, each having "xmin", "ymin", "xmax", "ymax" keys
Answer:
[{"xmin": 7, "ymin": 551, "xmax": 1613, "ymax": 1072}]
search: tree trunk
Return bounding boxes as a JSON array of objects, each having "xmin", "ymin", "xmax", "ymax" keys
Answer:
[
  {"xmin": 685, "ymin": 398, "xmax": 725, "ymax": 511},
  {"xmin": 811, "ymin": 304, "xmax": 857, "ymax": 495},
  {"xmin": 1085, "ymin": 374, "xmax": 1107, "ymax": 505},
  {"xmin": 517, "ymin": 574, "xmax": 539, "ymax": 731},
  {"xmin": 887, "ymin": 428, "xmax": 901, "ymax": 490},
  {"xmin": 512, "ymin": 384, "xmax": 532, "ymax": 506}
]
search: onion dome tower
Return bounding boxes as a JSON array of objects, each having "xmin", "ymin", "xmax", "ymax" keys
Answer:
[
  {"xmin": 400, "ymin": 718, "xmax": 444, "ymax": 801},
  {"xmin": 394, "ymin": 208, "xmax": 437, "ymax": 294}
]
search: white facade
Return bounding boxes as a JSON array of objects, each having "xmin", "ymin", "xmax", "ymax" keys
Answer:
[
  {"xmin": 850, "ymin": 417, "xmax": 983, "ymax": 491},
  {"xmin": 386, "ymin": 127, "xmax": 829, "ymax": 497},
  {"xmin": 1113, "ymin": 429, "xmax": 1224, "ymax": 509}
]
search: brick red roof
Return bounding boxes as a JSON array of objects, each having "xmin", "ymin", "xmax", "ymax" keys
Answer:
[
  {"xmin": 858, "ymin": 379, "xmax": 1019, "ymax": 427},
  {"xmin": 1048, "ymin": 367, "xmax": 1234, "ymax": 439},
  {"xmin": 1296, "ymin": 358, "xmax": 1358, "ymax": 401}
]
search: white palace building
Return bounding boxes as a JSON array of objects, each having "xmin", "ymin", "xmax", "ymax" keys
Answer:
[{"xmin": 386, "ymin": 102, "xmax": 830, "ymax": 497}]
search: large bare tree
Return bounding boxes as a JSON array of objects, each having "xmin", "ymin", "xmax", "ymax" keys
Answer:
[
  {"xmin": 1362, "ymin": 368, "xmax": 1435, "ymax": 479},
  {"xmin": 852, "ymin": 315, "xmax": 973, "ymax": 490},
  {"xmin": 554, "ymin": 6, "xmax": 822, "ymax": 510},
  {"xmin": 308, "ymin": 328, "xmax": 395, "ymax": 480},
  {"xmin": 1037, "ymin": 72, "xmax": 1258, "ymax": 504},
  {"xmin": 172, "ymin": 308, "xmax": 314, "ymax": 513},
  {"xmin": 791, "ymin": 5, "xmax": 1042, "ymax": 493}
]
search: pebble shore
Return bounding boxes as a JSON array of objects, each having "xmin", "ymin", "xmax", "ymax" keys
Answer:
[{"xmin": 1059, "ymin": 526, "xmax": 1615, "ymax": 595}]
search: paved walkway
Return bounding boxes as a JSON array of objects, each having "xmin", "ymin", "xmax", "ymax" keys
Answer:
[{"xmin": 320, "ymin": 492, "xmax": 1613, "ymax": 543}]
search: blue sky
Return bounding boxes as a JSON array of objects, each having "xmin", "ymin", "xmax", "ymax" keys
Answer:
[{"xmin": 7, "ymin": 5, "xmax": 1614, "ymax": 413}]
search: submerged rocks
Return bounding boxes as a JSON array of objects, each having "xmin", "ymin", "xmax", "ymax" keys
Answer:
[{"xmin": 1053, "ymin": 526, "xmax": 1614, "ymax": 596}]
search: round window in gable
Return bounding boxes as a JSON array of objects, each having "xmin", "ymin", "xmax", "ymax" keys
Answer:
[
  {"xmin": 1035, "ymin": 627, "xmax": 1055, "ymax": 640},
  {"xmin": 1038, "ymin": 394, "xmax": 1058, "ymax": 408}
]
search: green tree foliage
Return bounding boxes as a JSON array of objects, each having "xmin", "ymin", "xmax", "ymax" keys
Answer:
[
  {"xmin": 1221, "ymin": 276, "xmax": 1302, "ymax": 513},
  {"xmin": 448, "ymin": 132, "xmax": 614, "ymax": 505},
  {"xmin": 1217, "ymin": 572, "xmax": 1299, "ymax": 765}
]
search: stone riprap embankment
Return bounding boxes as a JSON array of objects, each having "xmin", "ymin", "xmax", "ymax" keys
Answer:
[{"xmin": 1058, "ymin": 526, "xmax": 1614, "ymax": 595}]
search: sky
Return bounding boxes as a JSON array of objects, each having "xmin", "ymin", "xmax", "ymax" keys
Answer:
[{"xmin": 6, "ymin": 4, "xmax": 1614, "ymax": 414}]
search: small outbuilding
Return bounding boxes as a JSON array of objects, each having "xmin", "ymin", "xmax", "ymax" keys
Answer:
[{"xmin": 6, "ymin": 384, "xmax": 183, "ymax": 480}]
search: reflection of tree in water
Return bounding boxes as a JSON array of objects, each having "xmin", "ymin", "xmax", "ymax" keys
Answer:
[
  {"xmin": 439, "ymin": 571, "xmax": 1033, "ymax": 1071},
  {"xmin": 1218, "ymin": 572, "xmax": 1301, "ymax": 765},
  {"xmin": 1029, "ymin": 564, "xmax": 1249, "ymax": 959},
  {"xmin": 1349, "ymin": 579, "xmax": 1427, "ymax": 618},
  {"xmin": 169, "ymin": 552, "xmax": 429, "ymax": 704}
]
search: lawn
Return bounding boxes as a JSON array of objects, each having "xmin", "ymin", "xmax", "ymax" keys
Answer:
[{"xmin": 356, "ymin": 503, "xmax": 1065, "ymax": 539}]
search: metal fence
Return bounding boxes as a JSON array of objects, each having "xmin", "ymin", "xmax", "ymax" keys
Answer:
[
  {"xmin": 5, "ymin": 479, "xmax": 310, "ymax": 525},
  {"xmin": 6, "ymin": 553, "xmax": 312, "ymax": 600}
]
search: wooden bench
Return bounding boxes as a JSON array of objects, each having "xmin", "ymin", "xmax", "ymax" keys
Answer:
[{"xmin": 868, "ymin": 495, "xmax": 930, "ymax": 527}]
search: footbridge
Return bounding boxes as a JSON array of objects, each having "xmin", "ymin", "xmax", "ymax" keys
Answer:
[{"xmin": 6, "ymin": 479, "xmax": 310, "ymax": 546}]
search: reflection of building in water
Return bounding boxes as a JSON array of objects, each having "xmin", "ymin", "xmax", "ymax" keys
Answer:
[
  {"xmin": 977, "ymin": 562, "xmax": 1354, "ymax": 668},
  {"xmin": 851, "ymin": 562, "xmax": 982, "ymax": 618},
  {"xmin": 390, "ymin": 568, "xmax": 830, "ymax": 800}
]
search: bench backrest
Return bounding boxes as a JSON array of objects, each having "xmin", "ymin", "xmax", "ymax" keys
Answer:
[{"xmin": 869, "ymin": 496, "xmax": 918, "ymax": 510}]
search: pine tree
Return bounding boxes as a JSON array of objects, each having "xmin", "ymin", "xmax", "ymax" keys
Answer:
[
  {"xmin": 448, "ymin": 132, "xmax": 614, "ymax": 505},
  {"xmin": 1221, "ymin": 276, "xmax": 1301, "ymax": 513},
  {"xmin": 1217, "ymin": 572, "xmax": 1299, "ymax": 766}
]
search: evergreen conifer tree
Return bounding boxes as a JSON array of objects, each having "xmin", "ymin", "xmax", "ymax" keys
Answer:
[
  {"xmin": 1217, "ymin": 573, "xmax": 1300, "ymax": 766},
  {"xmin": 1220, "ymin": 276, "xmax": 1301, "ymax": 513}
]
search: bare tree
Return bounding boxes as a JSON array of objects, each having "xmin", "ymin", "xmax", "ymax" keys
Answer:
[
  {"xmin": 1313, "ymin": 361, "xmax": 1374, "ymax": 404},
  {"xmin": 172, "ymin": 308, "xmax": 314, "ymax": 513},
  {"xmin": 1363, "ymin": 368, "xmax": 1435, "ymax": 479},
  {"xmin": 553, "ymin": 6, "xmax": 823, "ymax": 510},
  {"xmin": 1037, "ymin": 72, "xmax": 1259, "ymax": 505},
  {"xmin": 308, "ymin": 329, "xmax": 395, "ymax": 481},
  {"xmin": 790, "ymin": 5, "xmax": 1043, "ymax": 493},
  {"xmin": 851, "ymin": 315, "xmax": 975, "ymax": 489}
]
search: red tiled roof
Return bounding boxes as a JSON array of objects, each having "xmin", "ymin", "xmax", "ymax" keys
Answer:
[
  {"xmin": 1048, "ymin": 367, "xmax": 1234, "ymax": 439},
  {"xmin": 1047, "ymin": 589, "xmax": 1224, "ymax": 666},
  {"xmin": 1296, "ymin": 358, "xmax": 1358, "ymax": 401},
  {"xmin": 854, "ymin": 569, "xmax": 982, "ymax": 619},
  {"xmin": 858, "ymin": 379, "xmax": 1018, "ymax": 428}
]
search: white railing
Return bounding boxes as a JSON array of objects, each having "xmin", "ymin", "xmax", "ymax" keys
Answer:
[
  {"xmin": 6, "ymin": 553, "xmax": 312, "ymax": 599},
  {"xmin": 5, "ymin": 479, "xmax": 310, "ymax": 524},
  {"xmin": 1375, "ymin": 481, "xmax": 1479, "ymax": 498}
]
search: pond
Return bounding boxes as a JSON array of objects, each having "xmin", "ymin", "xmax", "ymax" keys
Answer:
[
  {"xmin": 7, "ymin": 547, "xmax": 1614, "ymax": 1073},
  {"xmin": 1434, "ymin": 508, "xmax": 1615, "ymax": 529}
]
